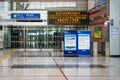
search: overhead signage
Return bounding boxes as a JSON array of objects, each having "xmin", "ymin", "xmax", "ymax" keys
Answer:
[
  {"xmin": 11, "ymin": 13, "xmax": 40, "ymax": 19},
  {"xmin": 48, "ymin": 11, "xmax": 88, "ymax": 25}
]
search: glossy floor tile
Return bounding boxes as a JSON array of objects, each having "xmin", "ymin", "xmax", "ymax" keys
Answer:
[
  {"xmin": 67, "ymin": 77, "xmax": 120, "ymax": 80},
  {"xmin": 2, "ymin": 77, "xmax": 66, "ymax": 80},
  {"xmin": 0, "ymin": 50, "xmax": 120, "ymax": 80}
]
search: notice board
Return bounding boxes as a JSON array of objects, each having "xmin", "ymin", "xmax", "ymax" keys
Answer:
[
  {"xmin": 77, "ymin": 30, "xmax": 91, "ymax": 55},
  {"xmin": 64, "ymin": 30, "xmax": 77, "ymax": 56}
]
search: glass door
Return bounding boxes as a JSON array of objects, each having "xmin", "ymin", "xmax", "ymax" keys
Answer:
[
  {"xmin": 48, "ymin": 26, "xmax": 64, "ymax": 50},
  {"xmin": 25, "ymin": 26, "xmax": 47, "ymax": 50},
  {"xmin": 4, "ymin": 25, "xmax": 65, "ymax": 51},
  {"xmin": 5, "ymin": 26, "xmax": 48, "ymax": 50},
  {"xmin": 10, "ymin": 26, "xmax": 24, "ymax": 49}
]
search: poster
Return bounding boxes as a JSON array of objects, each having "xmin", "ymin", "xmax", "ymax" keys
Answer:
[
  {"xmin": 94, "ymin": 27, "xmax": 102, "ymax": 38},
  {"xmin": 77, "ymin": 30, "xmax": 91, "ymax": 55},
  {"xmin": 78, "ymin": 34, "xmax": 90, "ymax": 50},
  {"xmin": 65, "ymin": 34, "xmax": 76, "ymax": 50},
  {"xmin": 64, "ymin": 30, "xmax": 77, "ymax": 56}
]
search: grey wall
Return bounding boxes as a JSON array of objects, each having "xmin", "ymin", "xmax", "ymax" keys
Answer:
[{"xmin": 110, "ymin": 0, "xmax": 120, "ymax": 56}]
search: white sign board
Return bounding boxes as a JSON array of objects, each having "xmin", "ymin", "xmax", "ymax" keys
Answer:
[
  {"xmin": 65, "ymin": 34, "xmax": 76, "ymax": 50},
  {"xmin": 78, "ymin": 34, "xmax": 90, "ymax": 50}
]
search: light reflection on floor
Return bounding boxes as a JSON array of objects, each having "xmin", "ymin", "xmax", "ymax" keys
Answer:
[{"xmin": 0, "ymin": 50, "xmax": 120, "ymax": 80}]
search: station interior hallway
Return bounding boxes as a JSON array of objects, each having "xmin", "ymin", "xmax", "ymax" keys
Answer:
[{"xmin": 0, "ymin": 49, "xmax": 120, "ymax": 80}]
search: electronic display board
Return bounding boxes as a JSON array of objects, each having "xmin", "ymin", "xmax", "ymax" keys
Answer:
[{"xmin": 48, "ymin": 11, "xmax": 88, "ymax": 25}]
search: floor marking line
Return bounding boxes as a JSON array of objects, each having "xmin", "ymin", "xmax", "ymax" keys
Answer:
[
  {"xmin": 0, "ymin": 49, "xmax": 17, "ymax": 62},
  {"xmin": 49, "ymin": 52, "xmax": 68, "ymax": 80}
]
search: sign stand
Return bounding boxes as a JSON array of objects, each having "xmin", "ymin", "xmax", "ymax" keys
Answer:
[{"xmin": 64, "ymin": 30, "xmax": 91, "ymax": 57}]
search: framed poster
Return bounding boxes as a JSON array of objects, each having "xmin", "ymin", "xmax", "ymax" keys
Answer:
[
  {"xmin": 94, "ymin": 27, "xmax": 102, "ymax": 39},
  {"xmin": 64, "ymin": 30, "xmax": 77, "ymax": 56},
  {"xmin": 78, "ymin": 34, "xmax": 90, "ymax": 50},
  {"xmin": 77, "ymin": 30, "xmax": 91, "ymax": 55},
  {"xmin": 65, "ymin": 34, "xmax": 76, "ymax": 50}
]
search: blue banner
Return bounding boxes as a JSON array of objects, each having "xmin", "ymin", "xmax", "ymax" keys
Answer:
[{"xmin": 11, "ymin": 13, "xmax": 40, "ymax": 19}]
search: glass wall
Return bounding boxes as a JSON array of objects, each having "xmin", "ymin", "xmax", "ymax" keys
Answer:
[
  {"xmin": 4, "ymin": 26, "xmax": 11, "ymax": 49},
  {"xmin": 0, "ymin": 1, "xmax": 9, "ymax": 11},
  {"xmin": 3, "ymin": 25, "xmax": 87, "ymax": 50}
]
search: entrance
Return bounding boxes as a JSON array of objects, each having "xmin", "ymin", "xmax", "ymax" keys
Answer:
[
  {"xmin": 4, "ymin": 25, "xmax": 87, "ymax": 51},
  {"xmin": 4, "ymin": 25, "xmax": 62, "ymax": 51}
]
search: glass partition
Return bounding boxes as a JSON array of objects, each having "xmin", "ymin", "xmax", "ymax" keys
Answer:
[{"xmin": 3, "ymin": 25, "xmax": 87, "ymax": 50}]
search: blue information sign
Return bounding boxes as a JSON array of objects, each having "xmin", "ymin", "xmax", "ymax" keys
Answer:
[
  {"xmin": 11, "ymin": 13, "xmax": 40, "ymax": 19},
  {"xmin": 77, "ymin": 30, "xmax": 91, "ymax": 55},
  {"xmin": 64, "ymin": 30, "xmax": 77, "ymax": 56}
]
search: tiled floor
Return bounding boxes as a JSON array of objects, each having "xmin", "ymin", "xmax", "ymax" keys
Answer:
[{"xmin": 0, "ymin": 50, "xmax": 120, "ymax": 80}]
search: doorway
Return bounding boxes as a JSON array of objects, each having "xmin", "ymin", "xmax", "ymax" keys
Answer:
[
  {"xmin": 4, "ymin": 25, "xmax": 87, "ymax": 51},
  {"xmin": 4, "ymin": 26, "xmax": 47, "ymax": 50}
]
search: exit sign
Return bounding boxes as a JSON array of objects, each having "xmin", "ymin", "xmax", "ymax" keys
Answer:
[{"xmin": 11, "ymin": 13, "xmax": 40, "ymax": 19}]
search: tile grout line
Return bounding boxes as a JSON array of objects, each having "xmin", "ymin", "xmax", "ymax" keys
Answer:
[{"xmin": 48, "ymin": 52, "xmax": 68, "ymax": 80}]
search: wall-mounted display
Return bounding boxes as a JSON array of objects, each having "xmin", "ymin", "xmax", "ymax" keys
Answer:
[{"xmin": 48, "ymin": 11, "xmax": 88, "ymax": 25}]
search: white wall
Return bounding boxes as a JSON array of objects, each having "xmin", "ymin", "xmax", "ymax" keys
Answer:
[{"xmin": 110, "ymin": 0, "xmax": 120, "ymax": 56}]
